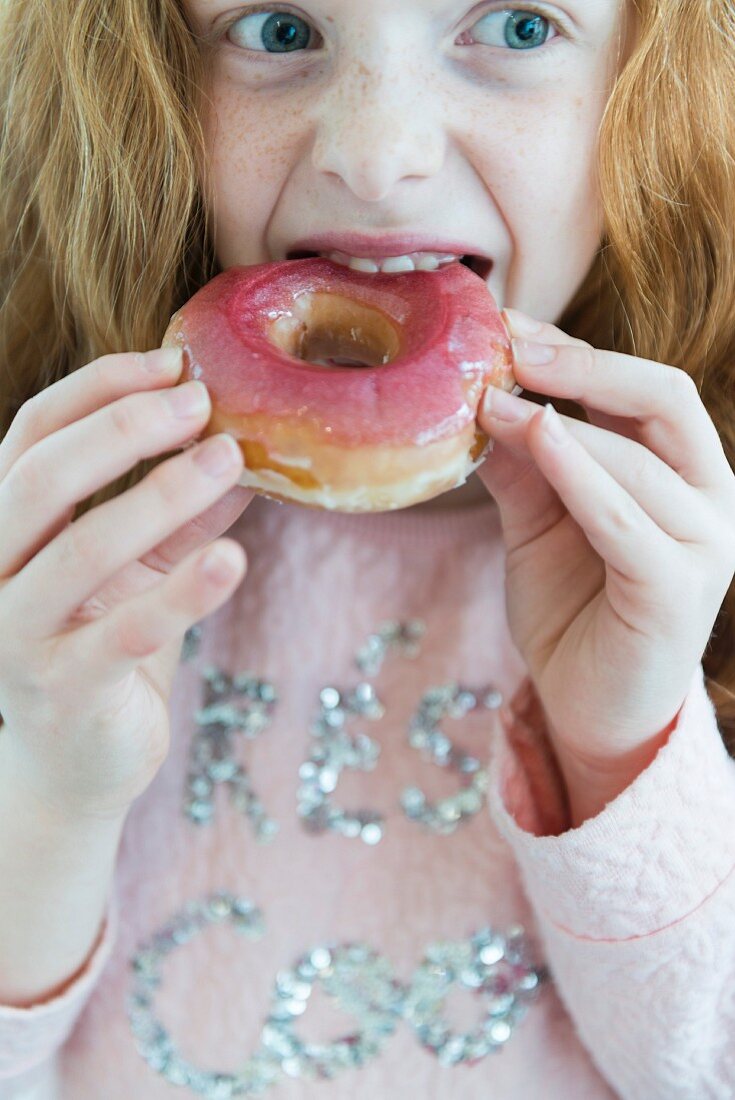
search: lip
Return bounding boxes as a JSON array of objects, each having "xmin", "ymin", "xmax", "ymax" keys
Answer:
[{"xmin": 285, "ymin": 232, "xmax": 492, "ymax": 262}]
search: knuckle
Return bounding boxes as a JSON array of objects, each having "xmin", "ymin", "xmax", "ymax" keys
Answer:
[
  {"xmin": 110, "ymin": 610, "xmax": 159, "ymax": 660},
  {"xmin": 569, "ymin": 343, "xmax": 596, "ymax": 403},
  {"xmin": 668, "ymin": 366, "xmax": 699, "ymax": 402},
  {"xmin": 605, "ymin": 496, "xmax": 641, "ymax": 538},
  {"xmin": 6, "ymin": 448, "xmax": 52, "ymax": 505},
  {"xmin": 90, "ymin": 356, "xmax": 119, "ymax": 390},
  {"xmin": 57, "ymin": 517, "xmax": 101, "ymax": 572},
  {"xmin": 574, "ymin": 343, "xmax": 597, "ymax": 381},
  {"xmin": 12, "ymin": 392, "xmax": 47, "ymax": 445},
  {"xmin": 149, "ymin": 454, "xmax": 186, "ymax": 508},
  {"xmin": 630, "ymin": 443, "xmax": 653, "ymax": 487},
  {"xmin": 107, "ymin": 395, "xmax": 141, "ymax": 440},
  {"xmin": 95, "ymin": 351, "xmax": 144, "ymax": 377}
]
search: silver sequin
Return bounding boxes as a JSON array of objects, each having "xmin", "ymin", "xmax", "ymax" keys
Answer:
[
  {"xmin": 401, "ymin": 682, "xmax": 502, "ymax": 836},
  {"xmin": 128, "ymin": 619, "xmax": 552, "ymax": 1092},
  {"xmin": 261, "ymin": 942, "xmax": 403, "ymax": 1080},
  {"xmin": 355, "ymin": 620, "xmax": 426, "ymax": 677},
  {"xmin": 401, "ymin": 925, "xmax": 547, "ymax": 1066},
  {"xmin": 297, "ymin": 680, "xmax": 386, "ymax": 843},
  {"xmin": 302, "ymin": 621, "xmax": 504, "ymax": 840},
  {"xmin": 298, "ymin": 621, "xmax": 427, "ymax": 842},
  {"xmin": 184, "ymin": 667, "xmax": 279, "ymax": 843},
  {"xmin": 126, "ymin": 892, "xmax": 278, "ymax": 1096},
  {"xmin": 181, "ymin": 624, "xmax": 203, "ymax": 663},
  {"xmin": 127, "ymin": 895, "xmax": 548, "ymax": 1091}
]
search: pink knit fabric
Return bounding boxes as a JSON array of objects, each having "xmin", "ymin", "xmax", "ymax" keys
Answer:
[{"xmin": 1, "ymin": 494, "xmax": 734, "ymax": 1100}]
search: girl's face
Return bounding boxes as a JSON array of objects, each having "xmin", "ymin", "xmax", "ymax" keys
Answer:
[{"xmin": 184, "ymin": 0, "xmax": 632, "ymax": 323}]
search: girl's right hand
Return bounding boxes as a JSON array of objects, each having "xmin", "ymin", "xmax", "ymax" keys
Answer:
[{"xmin": 0, "ymin": 348, "xmax": 253, "ymax": 823}]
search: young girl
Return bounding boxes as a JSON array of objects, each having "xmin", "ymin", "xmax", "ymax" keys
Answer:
[{"xmin": 0, "ymin": 0, "xmax": 734, "ymax": 1097}]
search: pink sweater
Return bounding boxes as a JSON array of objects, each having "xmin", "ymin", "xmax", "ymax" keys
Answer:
[{"xmin": 1, "ymin": 495, "xmax": 734, "ymax": 1100}]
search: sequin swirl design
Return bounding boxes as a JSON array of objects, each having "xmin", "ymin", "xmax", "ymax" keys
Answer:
[{"xmin": 126, "ymin": 891, "xmax": 549, "ymax": 1096}]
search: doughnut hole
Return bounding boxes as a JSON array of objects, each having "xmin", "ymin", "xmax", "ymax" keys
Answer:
[{"xmin": 268, "ymin": 292, "xmax": 402, "ymax": 368}]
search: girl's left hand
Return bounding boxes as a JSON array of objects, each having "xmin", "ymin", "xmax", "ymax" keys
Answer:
[{"xmin": 477, "ymin": 310, "xmax": 735, "ymax": 817}]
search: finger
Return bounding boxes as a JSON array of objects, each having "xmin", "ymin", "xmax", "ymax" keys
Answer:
[
  {"xmin": 479, "ymin": 389, "xmax": 716, "ymax": 543},
  {"xmin": 7, "ymin": 433, "xmax": 244, "ymax": 638},
  {"xmin": 77, "ymin": 483, "xmax": 257, "ymax": 621},
  {"xmin": 521, "ymin": 403, "xmax": 673, "ymax": 583},
  {"xmin": 503, "ymin": 324, "xmax": 727, "ymax": 495},
  {"xmin": 65, "ymin": 538, "xmax": 247, "ymax": 685},
  {"xmin": 0, "ymin": 348, "xmax": 184, "ymax": 483},
  {"xmin": 503, "ymin": 310, "xmax": 640, "ymax": 441},
  {"xmin": 503, "ymin": 309, "xmax": 591, "ymax": 349},
  {"xmin": 140, "ymin": 483, "xmax": 255, "ymax": 573},
  {"xmin": 476, "ymin": 433, "xmax": 567, "ymax": 549},
  {"xmin": 0, "ymin": 380, "xmax": 213, "ymax": 579}
]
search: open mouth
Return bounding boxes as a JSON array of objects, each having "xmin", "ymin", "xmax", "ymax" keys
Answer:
[
  {"xmin": 460, "ymin": 255, "xmax": 493, "ymax": 280},
  {"xmin": 286, "ymin": 250, "xmax": 493, "ymax": 281}
]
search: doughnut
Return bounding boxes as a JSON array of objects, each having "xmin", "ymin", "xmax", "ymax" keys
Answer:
[{"xmin": 161, "ymin": 257, "xmax": 516, "ymax": 513}]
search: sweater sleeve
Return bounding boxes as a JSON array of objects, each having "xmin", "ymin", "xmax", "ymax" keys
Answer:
[
  {"xmin": 0, "ymin": 884, "xmax": 118, "ymax": 1081},
  {"xmin": 487, "ymin": 663, "xmax": 735, "ymax": 1100}
]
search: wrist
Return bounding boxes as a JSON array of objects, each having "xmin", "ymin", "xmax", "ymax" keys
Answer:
[
  {"xmin": 0, "ymin": 727, "xmax": 124, "ymax": 1006},
  {"xmin": 0, "ymin": 725, "xmax": 132, "ymax": 833},
  {"xmin": 555, "ymin": 714, "xmax": 679, "ymax": 829}
]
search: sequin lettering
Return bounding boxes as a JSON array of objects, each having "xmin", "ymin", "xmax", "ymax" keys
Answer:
[
  {"xmin": 183, "ymin": 667, "xmax": 279, "ymax": 843},
  {"xmin": 299, "ymin": 621, "xmax": 504, "ymax": 840},
  {"xmin": 127, "ymin": 891, "xmax": 548, "ymax": 1096}
]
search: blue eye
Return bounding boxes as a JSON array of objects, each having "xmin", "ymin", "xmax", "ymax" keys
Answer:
[
  {"xmin": 467, "ymin": 8, "xmax": 558, "ymax": 51},
  {"xmin": 228, "ymin": 10, "xmax": 317, "ymax": 54},
  {"xmin": 224, "ymin": 5, "xmax": 562, "ymax": 58}
]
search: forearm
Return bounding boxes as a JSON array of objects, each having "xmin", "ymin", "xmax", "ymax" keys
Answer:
[{"xmin": 0, "ymin": 727, "xmax": 126, "ymax": 1007}]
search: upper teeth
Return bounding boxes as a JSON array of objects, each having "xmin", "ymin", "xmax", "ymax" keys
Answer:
[{"xmin": 321, "ymin": 250, "xmax": 461, "ymax": 274}]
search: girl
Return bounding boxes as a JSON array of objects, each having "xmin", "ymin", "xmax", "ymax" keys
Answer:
[{"xmin": 0, "ymin": 0, "xmax": 734, "ymax": 1097}]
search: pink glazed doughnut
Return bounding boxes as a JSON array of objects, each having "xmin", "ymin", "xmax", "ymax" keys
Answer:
[{"xmin": 162, "ymin": 257, "xmax": 516, "ymax": 513}]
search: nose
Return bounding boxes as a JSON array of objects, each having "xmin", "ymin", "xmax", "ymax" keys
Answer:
[{"xmin": 311, "ymin": 54, "xmax": 447, "ymax": 203}]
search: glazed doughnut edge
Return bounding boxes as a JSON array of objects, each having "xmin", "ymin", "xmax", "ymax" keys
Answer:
[{"xmin": 212, "ymin": 402, "xmax": 493, "ymax": 513}]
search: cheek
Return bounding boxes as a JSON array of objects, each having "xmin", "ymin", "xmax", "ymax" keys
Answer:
[
  {"xmin": 463, "ymin": 83, "xmax": 606, "ymax": 314},
  {"xmin": 202, "ymin": 79, "xmax": 310, "ymax": 251},
  {"xmin": 469, "ymin": 86, "xmax": 604, "ymax": 249}
]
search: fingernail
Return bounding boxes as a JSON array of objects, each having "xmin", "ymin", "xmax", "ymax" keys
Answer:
[
  {"xmin": 482, "ymin": 387, "xmax": 528, "ymax": 422},
  {"xmin": 542, "ymin": 403, "xmax": 569, "ymax": 444},
  {"xmin": 512, "ymin": 339, "xmax": 557, "ymax": 366},
  {"xmin": 144, "ymin": 347, "xmax": 183, "ymax": 374},
  {"xmin": 165, "ymin": 380, "xmax": 210, "ymax": 418},
  {"xmin": 503, "ymin": 309, "xmax": 544, "ymax": 336},
  {"xmin": 194, "ymin": 433, "xmax": 242, "ymax": 477}
]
